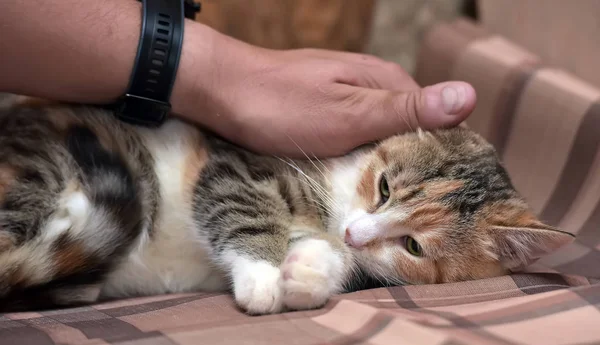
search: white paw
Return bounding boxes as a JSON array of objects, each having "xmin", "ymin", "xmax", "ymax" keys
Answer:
[
  {"xmin": 231, "ymin": 257, "xmax": 283, "ymax": 315},
  {"xmin": 280, "ymin": 239, "xmax": 346, "ymax": 311}
]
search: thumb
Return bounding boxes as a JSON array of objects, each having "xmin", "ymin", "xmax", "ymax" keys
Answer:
[
  {"xmin": 404, "ymin": 81, "xmax": 476, "ymax": 129},
  {"xmin": 351, "ymin": 81, "xmax": 477, "ymax": 142}
]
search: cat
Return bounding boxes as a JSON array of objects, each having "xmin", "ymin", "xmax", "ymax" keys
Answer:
[{"xmin": 0, "ymin": 98, "xmax": 574, "ymax": 314}]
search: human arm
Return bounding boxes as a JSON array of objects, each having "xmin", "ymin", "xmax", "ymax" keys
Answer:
[
  {"xmin": 0, "ymin": 0, "xmax": 476, "ymax": 157},
  {"xmin": 0, "ymin": 0, "xmax": 212, "ymax": 116}
]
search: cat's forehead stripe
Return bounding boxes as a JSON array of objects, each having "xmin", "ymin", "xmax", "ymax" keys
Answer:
[
  {"xmin": 420, "ymin": 180, "xmax": 464, "ymax": 199},
  {"xmin": 403, "ymin": 203, "xmax": 455, "ymax": 233},
  {"xmin": 376, "ymin": 147, "xmax": 389, "ymax": 163}
]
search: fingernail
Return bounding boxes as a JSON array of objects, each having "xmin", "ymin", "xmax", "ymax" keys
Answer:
[{"xmin": 441, "ymin": 86, "xmax": 466, "ymax": 115}]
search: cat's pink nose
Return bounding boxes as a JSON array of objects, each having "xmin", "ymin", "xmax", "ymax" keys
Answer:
[{"xmin": 345, "ymin": 228, "xmax": 359, "ymax": 248}]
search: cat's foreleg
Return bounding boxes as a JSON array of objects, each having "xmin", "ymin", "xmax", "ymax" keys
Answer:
[
  {"xmin": 210, "ymin": 219, "xmax": 354, "ymax": 314},
  {"xmin": 209, "ymin": 215, "xmax": 290, "ymax": 315}
]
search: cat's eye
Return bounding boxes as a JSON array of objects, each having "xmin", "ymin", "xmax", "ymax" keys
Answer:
[
  {"xmin": 379, "ymin": 175, "xmax": 390, "ymax": 203},
  {"xmin": 405, "ymin": 236, "xmax": 422, "ymax": 257}
]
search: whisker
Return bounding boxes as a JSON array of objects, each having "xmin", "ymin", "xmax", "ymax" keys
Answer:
[
  {"xmin": 277, "ymin": 157, "xmax": 340, "ymax": 210},
  {"xmin": 285, "ymin": 134, "xmax": 333, "ymax": 186},
  {"xmin": 310, "ymin": 153, "xmax": 333, "ymax": 184},
  {"xmin": 398, "ymin": 110, "xmax": 414, "ymax": 132}
]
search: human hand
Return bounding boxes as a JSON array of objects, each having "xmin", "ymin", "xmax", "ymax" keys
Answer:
[
  {"xmin": 177, "ymin": 25, "xmax": 477, "ymax": 158},
  {"xmin": 0, "ymin": 0, "xmax": 474, "ymax": 158}
]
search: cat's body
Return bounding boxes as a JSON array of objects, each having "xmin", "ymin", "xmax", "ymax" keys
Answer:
[{"xmin": 0, "ymin": 99, "xmax": 574, "ymax": 314}]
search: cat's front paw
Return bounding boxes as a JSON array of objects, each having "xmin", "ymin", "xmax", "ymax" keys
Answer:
[
  {"xmin": 280, "ymin": 239, "xmax": 347, "ymax": 311},
  {"xmin": 231, "ymin": 258, "xmax": 283, "ymax": 315}
]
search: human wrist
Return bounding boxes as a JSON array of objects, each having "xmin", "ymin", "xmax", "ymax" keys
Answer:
[
  {"xmin": 169, "ymin": 20, "xmax": 219, "ymax": 124},
  {"xmin": 169, "ymin": 20, "xmax": 270, "ymax": 133}
]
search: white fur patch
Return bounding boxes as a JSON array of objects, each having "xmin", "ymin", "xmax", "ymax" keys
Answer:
[
  {"xmin": 227, "ymin": 254, "xmax": 283, "ymax": 314},
  {"xmin": 342, "ymin": 209, "xmax": 367, "ymax": 231},
  {"xmin": 101, "ymin": 120, "xmax": 227, "ymax": 298},
  {"xmin": 46, "ymin": 187, "xmax": 121, "ymax": 257},
  {"xmin": 63, "ymin": 191, "xmax": 90, "ymax": 223},
  {"xmin": 345, "ymin": 213, "xmax": 381, "ymax": 247},
  {"xmin": 345, "ymin": 211, "xmax": 410, "ymax": 248},
  {"xmin": 42, "ymin": 217, "xmax": 72, "ymax": 242},
  {"xmin": 42, "ymin": 190, "xmax": 90, "ymax": 242},
  {"xmin": 280, "ymin": 239, "xmax": 345, "ymax": 310},
  {"xmin": 0, "ymin": 183, "xmax": 119, "ymax": 290},
  {"xmin": 326, "ymin": 151, "xmax": 369, "ymax": 237}
]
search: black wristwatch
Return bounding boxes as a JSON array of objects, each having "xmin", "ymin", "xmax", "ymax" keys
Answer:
[{"xmin": 114, "ymin": 0, "xmax": 201, "ymax": 127}]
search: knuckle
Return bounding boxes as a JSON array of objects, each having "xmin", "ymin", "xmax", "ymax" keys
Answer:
[
  {"xmin": 394, "ymin": 91, "xmax": 423, "ymax": 130},
  {"xmin": 329, "ymin": 62, "xmax": 359, "ymax": 83},
  {"xmin": 332, "ymin": 62, "xmax": 354, "ymax": 76},
  {"xmin": 359, "ymin": 54, "xmax": 385, "ymax": 64},
  {"xmin": 385, "ymin": 62, "xmax": 407, "ymax": 77}
]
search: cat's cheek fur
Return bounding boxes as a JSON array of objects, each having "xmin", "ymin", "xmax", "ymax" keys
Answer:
[
  {"xmin": 228, "ymin": 253, "xmax": 283, "ymax": 315},
  {"xmin": 279, "ymin": 239, "xmax": 347, "ymax": 311}
]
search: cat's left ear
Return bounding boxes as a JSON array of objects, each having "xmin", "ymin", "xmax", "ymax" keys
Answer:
[{"xmin": 487, "ymin": 222, "xmax": 575, "ymax": 271}]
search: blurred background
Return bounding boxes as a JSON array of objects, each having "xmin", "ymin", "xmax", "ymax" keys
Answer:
[
  {"xmin": 194, "ymin": 0, "xmax": 600, "ymax": 89},
  {"xmin": 195, "ymin": 0, "xmax": 465, "ymax": 75}
]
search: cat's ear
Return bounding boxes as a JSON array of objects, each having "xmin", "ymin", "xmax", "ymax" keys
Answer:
[{"xmin": 487, "ymin": 221, "xmax": 575, "ymax": 271}]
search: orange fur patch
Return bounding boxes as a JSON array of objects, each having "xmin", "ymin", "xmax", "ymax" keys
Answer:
[
  {"xmin": 6, "ymin": 266, "xmax": 27, "ymax": 287},
  {"xmin": 478, "ymin": 201, "xmax": 539, "ymax": 229},
  {"xmin": 424, "ymin": 180, "xmax": 464, "ymax": 200},
  {"xmin": 47, "ymin": 108, "xmax": 124, "ymax": 156},
  {"xmin": 0, "ymin": 233, "xmax": 16, "ymax": 252},
  {"xmin": 183, "ymin": 131, "xmax": 209, "ymax": 202},
  {"xmin": 14, "ymin": 96, "xmax": 59, "ymax": 108},
  {"xmin": 92, "ymin": 128, "xmax": 121, "ymax": 154},
  {"xmin": 402, "ymin": 203, "xmax": 455, "ymax": 231},
  {"xmin": 356, "ymin": 167, "xmax": 375, "ymax": 200},
  {"xmin": 376, "ymin": 147, "xmax": 389, "ymax": 164},
  {"xmin": 53, "ymin": 239, "xmax": 89, "ymax": 276},
  {"xmin": 435, "ymin": 255, "xmax": 508, "ymax": 283},
  {"xmin": 0, "ymin": 164, "xmax": 18, "ymax": 205},
  {"xmin": 46, "ymin": 109, "xmax": 82, "ymax": 134},
  {"xmin": 395, "ymin": 257, "xmax": 438, "ymax": 284}
]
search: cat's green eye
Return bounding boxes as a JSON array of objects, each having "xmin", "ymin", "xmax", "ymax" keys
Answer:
[
  {"xmin": 379, "ymin": 175, "xmax": 390, "ymax": 203},
  {"xmin": 405, "ymin": 236, "xmax": 422, "ymax": 257}
]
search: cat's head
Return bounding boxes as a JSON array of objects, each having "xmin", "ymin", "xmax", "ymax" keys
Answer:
[{"xmin": 340, "ymin": 127, "xmax": 574, "ymax": 285}]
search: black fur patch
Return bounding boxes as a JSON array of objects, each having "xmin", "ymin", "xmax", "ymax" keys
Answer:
[
  {"xmin": 226, "ymin": 224, "xmax": 279, "ymax": 241},
  {"xmin": 440, "ymin": 156, "xmax": 515, "ymax": 216},
  {"xmin": 67, "ymin": 126, "xmax": 142, "ymax": 243}
]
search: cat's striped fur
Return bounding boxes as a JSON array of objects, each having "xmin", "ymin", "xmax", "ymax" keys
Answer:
[{"xmin": 0, "ymin": 99, "xmax": 574, "ymax": 314}]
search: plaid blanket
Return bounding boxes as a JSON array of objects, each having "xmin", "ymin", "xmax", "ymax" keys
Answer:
[{"xmin": 2, "ymin": 18, "xmax": 599, "ymax": 345}]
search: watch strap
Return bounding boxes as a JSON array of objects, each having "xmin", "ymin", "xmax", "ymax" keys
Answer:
[{"xmin": 115, "ymin": 0, "xmax": 200, "ymax": 126}]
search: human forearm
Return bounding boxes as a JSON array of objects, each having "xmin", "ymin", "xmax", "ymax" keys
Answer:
[
  {"xmin": 0, "ymin": 0, "xmax": 216, "ymax": 118},
  {"xmin": 1, "ymin": 0, "xmax": 477, "ymax": 158}
]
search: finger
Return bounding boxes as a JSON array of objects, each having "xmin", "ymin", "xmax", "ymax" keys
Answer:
[
  {"xmin": 298, "ymin": 48, "xmax": 399, "ymax": 70},
  {"xmin": 339, "ymin": 81, "xmax": 477, "ymax": 144},
  {"xmin": 336, "ymin": 63, "xmax": 419, "ymax": 92},
  {"xmin": 297, "ymin": 48, "xmax": 419, "ymax": 91}
]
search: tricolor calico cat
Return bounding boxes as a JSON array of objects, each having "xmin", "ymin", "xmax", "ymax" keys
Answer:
[{"xmin": 0, "ymin": 97, "xmax": 574, "ymax": 314}]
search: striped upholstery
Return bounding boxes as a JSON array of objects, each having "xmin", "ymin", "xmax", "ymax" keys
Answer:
[{"xmin": 1, "ymin": 18, "xmax": 599, "ymax": 345}]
